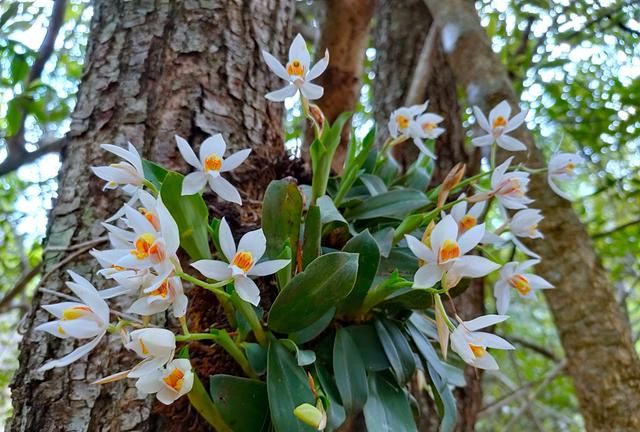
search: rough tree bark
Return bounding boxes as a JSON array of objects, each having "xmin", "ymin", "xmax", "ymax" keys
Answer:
[
  {"xmin": 314, "ymin": 0, "xmax": 376, "ymax": 173},
  {"xmin": 373, "ymin": 2, "xmax": 483, "ymax": 431},
  {"xmin": 9, "ymin": 1, "xmax": 293, "ymax": 431},
  {"xmin": 423, "ymin": 1, "xmax": 640, "ymax": 431}
]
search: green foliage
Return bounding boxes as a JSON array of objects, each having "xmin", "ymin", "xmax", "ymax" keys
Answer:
[{"xmin": 209, "ymin": 375, "xmax": 270, "ymax": 432}]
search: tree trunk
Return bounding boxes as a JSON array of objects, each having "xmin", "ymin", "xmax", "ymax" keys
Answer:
[
  {"xmin": 373, "ymin": 2, "xmax": 483, "ymax": 431},
  {"xmin": 314, "ymin": 0, "xmax": 376, "ymax": 173},
  {"xmin": 9, "ymin": 1, "xmax": 293, "ymax": 431},
  {"xmin": 423, "ymin": 1, "xmax": 640, "ymax": 431}
]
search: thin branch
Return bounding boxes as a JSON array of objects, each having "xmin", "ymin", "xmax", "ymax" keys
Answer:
[
  {"xmin": 497, "ymin": 333, "xmax": 561, "ymax": 362},
  {"xmin": 40, "ymin": 238, "xmax": 107, "ymax": 284},
  {"xmin": 592, "ymin": 218, "xmax": 640, "ymax": 239},
  {"xmin": 0, "ymin": 262, "xmax": 44, "ymax": 313},
  {"xmin": 404, "ymin": 23, "xmax": 438, "ymax": 106}
]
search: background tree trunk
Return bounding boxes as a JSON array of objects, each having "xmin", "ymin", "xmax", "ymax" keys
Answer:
[
  {"xmin": 423, "ymin": 1, "xmax": 640, "ymax": 430},
  {"xmin": 373, "ymin": 2, "xmax": 483, "ymax": 431},
  {"xmin": 9, "ymin": 1, "xmax": 293, "ymax": 431}
]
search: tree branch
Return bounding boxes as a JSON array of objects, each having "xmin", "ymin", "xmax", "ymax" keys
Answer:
[
  {"xmin": 0, "ymin": 136, "xmax": 66, "ymax": 177},
  {"xmin": 592, "ymin": 218, "xmax": 640, "ymax": 239},
  {"xmin": 0, "ymin": 262, "xmax": 43, "ymax": 313},
  {"xmin": 404, "ymin": 23, "xmax": 438, "ymax": 106}
]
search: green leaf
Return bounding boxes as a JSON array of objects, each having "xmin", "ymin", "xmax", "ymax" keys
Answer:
[
  {"xmin": 427, "ymin": 361, "xmax": 457, "ymax": 432},
  {"xmin": 267, "ymin": 340, "xmax": 316, "ymax": 432},
  {"xmin": 269, "ymin": 252, "xmax": 358, "ymax": 333},
  {"xmin": 338, "ymin": 230, "xmax": 380, "ymax": 315},
  {"xmin": 363, "ymin": 372, "xmax": 417, "ymax": 432},
  {"xmin": 160, "ymin": 172, "xmax": 211, "ymax": 260},
  {"xmin": 245, "ymin": 343, "xmax": 267, "ymax": 376},
  {"xmin": 406, "ymin": 321, "xmax": 446, "ymax": 378},
  {"xmin": 360, "ymin": 174, "xmax": 388, "ymax": 196},
  {"xmin": 302, "ymin": 205, "xmax": 322, "ymax": 269},
  {"xmin": 378, "ymin": 288, "xmax": 434, "ymax": 313},
  {"xmin": 263, "ymin": 179, "xmax": 303, "ymax": 259},
  {"xmin": 345, "ymin": 189, "xmax": 429, "ymax": 220},
  {"xmin": 289, "ymin": 307, "xmax": 336, "ymax": 345},
  {"xmin": 0, "ymin": 3, "xmax": 19, "ymax": 29},
  {"xmin": 6, "ymin": 98, "xmax": 22, "ymax": 137},
  {"xmin": 315, "ymin": 363, "xmax": 347, "ymax": 431},
  {"xmin": 317, "ymin": 195, "xmax": 348, "ymax": 231},
  {"xmin": 142, "ymin": 159, "xmax": 168, "ymax": 190},
  {"xmin": 10, "ymin": 54, "xmax": 29, "ymax": 84},
  {"xmin": 281, "ymin": 339, "xmax": 317, "ymax": 367},
  {"xmin": 374, "ymin": 318, "xmax": 416, "ymax": 385},
  {"xmin": 209, "ymin": 374, "xmax": 270, "ymax": 432},
  {"xmin": 323, "ymin": 112, "xmax": 352, "ymax": 152},
  {"xmin": 344, "ymin": 325, "xmax": 390, "ymax": 372},
  {"xmin": 188, "ymin": 374, "xmax": 232, "ymax": 432},
  {"xmin": 333, "ymin": 328, "xmax": 369, "ymax": 413}
]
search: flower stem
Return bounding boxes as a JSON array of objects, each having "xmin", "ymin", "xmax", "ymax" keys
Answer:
[
  {"xmin": 230, "ymin": 292, "xmax": 267, "ymax": 347},
  {"xmin": 393, "ymin": 197, "xmax": 467, "ymax": 243},
  {"xmin": 188, "ymin": 374, "xmax": 233, "ymax": 432},
  {"xmin": 176, "ymin": 272, "xmax": 231, "ymax": 298},
  {"xmin": 143, "ymin": 179, "xmax": 159, "ymax": 196}
]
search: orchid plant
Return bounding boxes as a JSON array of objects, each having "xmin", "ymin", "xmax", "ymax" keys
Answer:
[{"xmin": 36, "ymin": 34, "xmax": 584, "ymax": 432}]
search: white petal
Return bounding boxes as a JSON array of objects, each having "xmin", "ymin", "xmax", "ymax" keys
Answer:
[
  {"xmin": 181, "ymin": 172, "xmax": 207, "ymax": 196},
  {"xmin": 289, "ymin": 33, "xmax": 310, "ymax": 70},
  {"xmin": 504, "ymin": 110, "xmax": 527, "ymax": 133},
  {"xmin": 218, "ymin": 218, "xmax": 236, "ymax": 262},
  {"xmin": 512, "ymin": 237, "xmax": 541, "ymax": 259},
  {"xmin": 494, "ymin": 281, "xmax": 511, "ymax": 315},
  {"xmin": 58, "ymin": 318, "xmax": 103, "ymax": 339},
  {"xmin": 413, "ymin": 138, "xmax": 437, "ymax": 160},
  {"xmin": 453, "ymin": 255, "xmax": 500, "ymax": 278},
  {"xmin": 489, "ymin": 101, "xmax": 511, "ymax": 126},
  {"xmin": 451, "ymin": 327, "xmax": 474, "ymax": 361},
  {"xmin": 221, "ymin": 149, "xmax": 251, "ymax": 173},
  {"xmin": 124, "ymin": 205, "xmax": 156, "ymax": 234},
  {"xmin": 262, "ymin": 50, "xmax": 290, "ymax": 81},
  {"xmin": 465, "ymin": 314, "xmax": 509, "ymax": 331},
  {"xmin": 234, "ymin": 276, "xmax": 261, "ymax": 306},
  {"xmin": 306, "ymin": 49, "xmax": 329, "ymax": 81},
  {"xmin": 156, "ymin": 387, "xmax": 179, "ymax": 405},
  {"xmin": 249, "ymin": 259, "xmax": 290, "ymax": 277},
  {"xmin": 431, "ymin": 215, "xmax": 458, "ymax": 254},
  {"xmin": 472, "ymin": 106, "xmax": 491, "ymax": 132},
  {"xmin": 458, "ymin": 224, "xmax": 485, "ymax": 255},
  {"xmin": 413, "ymin": 263, "xmax": 443, "ymax": 288},
  {"xmin": 101, "ymin": 144, "xmax": 140, "ymax": 172},
  {"xmin": 238, "ymin": 229, "xmax": 266, "ymax": 261},
  {"xmin": 266, "ymin": 84, "xmax": 298, "ymax": 101},
  {"xmin": 405, "ymin": 235, "xmax": 434, "ymax": 262},
  {"xmin": 209, "ymin": 176, "xmax": 242, "ymax": 205},
  {"xmin": 175, "ymin": 135, "xmax": 202, "ymax": 169},
  {"xmin": 38, "ymin": 332, "xmax": 105, "ymax": 371},
  {"xmin": 496, "ymin": 135, "xmax": 527, "ymax": 151},
  {"xmin": 91, "ymin": 166, "xmax": 141, "ymax": 186},
  {"xmin": 408, "ymin": 100, "xmax": 428, "ymax": 116},
  {"xmin": 66, "ymin": 271, "xmax": 109, "ymax": 322},
  {"xmin": 200, "ymin": 134, "xmax": 226, "ymax": 163},
  {"xmin": 42, "ymin": 302, "xmax": 84, "ymax": 319},
  {"xmin": 475, "ymin": 332, "xmax": 515, "ymax": 350},
  {"xmin": 525, "ymin": 274, "xmax": 554, "ymax": 289},
  {"xmin": 450, "ymin": 199, "xmax": 467, "ymax": 222},
  {"xmin": 99, "ymin": 285, "xmax": 136, "ymax": 299},
  {"xmin": 173, "ymin": 293, "xmax": 189, "ymax": 318},
  {"xmin": 548, "ymin": 177, "xmax": 572, "ymax": 200},
  {"xmin": 156, "ymin": 197, "xmax": 180, "ymax": 254},
  {"xmin": 468, "ymin": 201, "xmax": 487, "ymax": 218},
  {"xmin": 472, "ymin": 352, "xmax": 499, "ymax": 370},
  {"xmin": 191, "ymin": 260, "xmax": 232, "ymax": 281},
  {"xmin": 128, "ymin": 297, "xmax": 170, "ymax": 316},
  {"xmin": 471, "ymin": 135, "xmax": 494, "ymax": 147},
  {"xmin": 136, "ymin": 369, "xmax": 164, "ymax": 394},
  {"xmin": 491, "ymin": 157, "xmax": 513, "ymax": 189},
  {"xmin": 35, "ymin": 320, "xmax": 69, "ymax": 338},
  {"xmin": 300, "ymin": 82, "xmax": 324, "ymax": 100}
]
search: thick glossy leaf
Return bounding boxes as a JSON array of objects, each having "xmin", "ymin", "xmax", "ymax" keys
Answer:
[
  {"xmin": 378, "ymin": 288, "xmax": 434, "ymax": 313},
  {"xmin": 372, "ymin": 227, "xmax": 394, "ymax": 258},
  {"xmin": 289, "ymin": 307, "xmax": 336, "ymax": 345},
  {"xmin": 267, "ymin": 340, "xmax": 316, "ymax": 432},
  {"xmin": 345, "ymin": 189, "xmax": 429, "ymax": 220},
  {"xmin": 189, "ymin": 374, "xmax": 232, "ymax": 431},
  {"xmin": 302, "ymin": 205, "xmax": 322, "ymax": 269},
  {"xmin": 263, "ymin": 179, "xmax": 303, "ymax": 259},
  {"xmin": 269, "ymin": 252, "xmax": 358, "ymax": 333},
  {"xmin": 317, "ymin": 195, "xmax": 348, "ymax": 232},
  {"xmin": 245, "ymin": 343, "xmax": 267, "ymax": 376},
  {"xmin": 338, "ymin": 230, "xmax": 380, "ymax": 315},
  {"xmin": 209, "ymin": 374, "xmax": 270, "ymax": 432},
  {"xmin": 315, "ymin": 363, "xmax": 347, "ymax": 431},
  {"xmin": 406, "ymin": 321, "xmax": 446, "ymax": 378},
  {"xmin": 374, "ymin": 318, "xmax": 416, "ymax": 385},
  {"xmin": 344, "ymin": 325, "xmax": 390, "ymax": 371},
  {"xmin": 427, "ymin": 361, "xmax": 457, "ymax": 432},
  {"xmin": 363, "ymin": 372, "xmax": 417, "ymax": 432},
  {"xmin": 360, "ymin": 174, "xmax": 388, "ymax": 196},
  {"xmin": 281, "ymin": 339, "xmax": 317, "ymax": 367},
  {"xmin": 160, "ymin": 172, "xmax": 211, "ymax": 260},
  {"xmin": 333, "ymin": 329, "xmax": 369, "ymax": 413},
  {"xmin": 142, "ymin": 159, "xmax": 168, "ymax": 190}
]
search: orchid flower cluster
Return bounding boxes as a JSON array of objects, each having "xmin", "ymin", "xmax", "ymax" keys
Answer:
[{"xmin": 35, "ymin": 34, "xmax": 585, "ymax": 432}]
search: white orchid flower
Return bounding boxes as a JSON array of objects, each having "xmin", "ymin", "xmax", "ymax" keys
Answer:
[
  {"xmin": 125, "ymin": 328, "xmax": 176, "ymax": 378},
  {"xmin": 494, "ymin": 260, "xmax": 553, "ymax": 314},
  {"xmin": 35, "ymin": 271, "xmax": 110, "ymax": 371},
  {"xmin": 405, "ymin": 215, "xmax": 500, "ymax": 288},
  {"xmin": 449, "ymin": 194, "xmax": 487, "ymax": 235},
  {"xmin": 510, "ymin": 209, "xmax": 543, "ymax": 239},
  {"xmin": 91, "ymin": 248, "xmax": 155, "ymax": 299},
  {"xmin": 548, "ymin": 152, "xmax": 584, "ymax": 200},
  {"xmin": 262, "ymin": 33, "xmax": 329, "ymax": 101},
  {"xmin": 176, "ymin": 134, "xmax": 250, "ymax": 204},
  {"xmin": 472, "ymin": 101, "xmax": 528, "ymax": 151},
  {"xmin": 388, "ymin": 102, "xmax": 440, "ymax": 159},
  {"xmin": 128, "ymin": 276, "xmax": 188, "ymax": 318},
  {"xmin": 450, "ymin": 314, "xmax": 515, "ymax": 370},
  {"xmin": 135, "ymin": 358, "xmax": 194, "ymax": 405},
  {"xmin": 489, "ymin": 157, "xmax": 533, "ymax": 210},
  {"xmin": 191, "ymin": 218, "xmax": 290, "ymax": 306},
  {"xmin": 92, "ymin": 143, "xmax": 145, "ymax": 190}
]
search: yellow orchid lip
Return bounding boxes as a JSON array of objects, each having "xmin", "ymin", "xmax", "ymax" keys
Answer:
[
  {"xmin": 510, "ymin": 274, "xmax": 531, "ymax": 295},
  {"xmin": 287, "ymin": 59, "xmax": 305, "ymax": 77},
  {"xmin": 232, "ymin": 251, "xmax": 254, "ymax": 273},
  {"xmin": 163, "ymin": 368, "xmax": 185, "ymax": 391},
  {"xmin": 439, "ymin": 239, "xmax": 460, "ymax": 264},
  {"xmin": 204, "ymin": 154, "xmax": 222, "ymax": 172}
]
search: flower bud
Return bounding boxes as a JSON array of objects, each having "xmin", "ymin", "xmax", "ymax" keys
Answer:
[
  {"xmin": 308, "ymin": 103, "xmax": 325, "ymax": 131},
  {"xmin": 294, "ymin": 402, "xmax": 327, "ymax": 430},
  {"xmin": 437, "ymin": 162, "xmax": 466, "ymax": 207}
]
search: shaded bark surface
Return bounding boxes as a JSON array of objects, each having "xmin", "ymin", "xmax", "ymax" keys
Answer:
[
  {"xmin": 423, "ymin": 1, "xmax": 640, "ymax": 431},
  {"xmin": 9, "ymin": 0, "xmax": 293, "ymax": 431},
  {"xmin": 373, "ymin": 2, "xmax": 483, "ymax": 431},
  {"xmin": 314, "ymin": 0, "xmax": 376, "ymax": 173}
]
